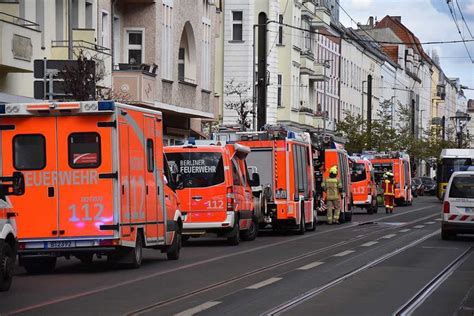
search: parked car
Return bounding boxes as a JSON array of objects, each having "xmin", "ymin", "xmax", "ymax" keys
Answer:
[
  {"xmin": 421, "ymin": 177, "xmax": 436, "ymax": 195},
  {"xmin": 412, "ymin": 177, "xmax": 424, "ymax": 197},
  {"xmin": 442, "ymin": 171, "xmax": 474, "ymax": 240}
]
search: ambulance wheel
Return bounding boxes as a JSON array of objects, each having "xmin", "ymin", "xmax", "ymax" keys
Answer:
[
  {"xmin": 240, "ymin": 217, "xmax": 258, "ymax": 241},
  {"xmin": 182, "ymin": 235, "xmax": 190, "ymax": 243},
  {"xmin": 0, "ymin": 244, "xmax": 14, "ymax": 292},
  {"xmin": 127, "ymin": 233, "xmax": 143, "ymax": 269},
  {"xmin": 441, "ymin": 229, "xmax": 454, "ymax": 241},
  {"xmin": 227, "ymin": 221, "xmax": 240, "ymax": 246},
  {"xmin": 297, "ymin": 210, "xmax": 306, "ymax": 235},
  {"xmin": 167, "ymin": 232, "xmax": 181, "ymax": 260},
  {"xmin": 22, "ymin": 257, "xmax": 56, "ymax": 274}
]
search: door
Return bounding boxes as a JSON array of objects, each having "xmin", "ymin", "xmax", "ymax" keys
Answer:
[
  {"xmin": 56, "ymin": 116, "xmax": 115, "ymax": 238},
  {"xmin": 143, "ymin": 115, "xmax": 160, "ymax": 242},
  {"xmin": 1, "ymin": 117, "xmax": 58, "ymax": 239},
  {"xmin": 118, "ymin": 121, "xmax": 132, "ymax": 241}
]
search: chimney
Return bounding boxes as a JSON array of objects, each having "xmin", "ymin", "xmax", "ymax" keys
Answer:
[
  {"xmin": 368, "ymin": 16, "xmax": 374, "ymax": 27},
  {"xmin": 391, "ymin": 16, "xmax": 402, "ymax": 23}
]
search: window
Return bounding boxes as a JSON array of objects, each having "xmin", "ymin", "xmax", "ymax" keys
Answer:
[
  {"xmin": 162, "ymin": 1, "xmax": 173, "ymax": 79},
  {"xmin": 278, "ymin": 14, "xmax": 283, "ymax": 45},
  {"xmin": 68, "ymin": 133, "xmax": 101, "ymax": 169},
  {"xmin": 178, "ymin": 47, "xmax": 185, "ymax": 81},
  {"xmin": 351, "ymin": 163, "xmax": 367, "ymax": 182},
  {"xmin": 85, "ymin": 1, "xmax": 93, "ymax": 29},
  {"xmin": 277, "ymin": 74, "xmax": 282, "ymax": 107},
  {"xmin": 166, "ymin": 152, "xmax": 225, "ymax": 188},
  {"xmin": 146, "ymin": 139, "xmax": 154, "ymax": 173},
  {"xmin": 126, "ymin": 30, "xmax": 143, "ymax": 64},
  {"xmin": 113, "ymin": 16, "xmax": 120, "ymax": 64},
  {"xmin": 101, "ymin": 11, "xmax": 110, "ymax": 48},
  {"xmin": 13, "ymin": 135, "xmax": 46, "ymax": 171},
  {"xmin": 55, "ymin": 0, "xmax": 64, "ymax": 40},
  {"xmin": 201, "ymin": 16, "xmax": 212, "ymax": 90},
  {"xmin": 232, "ymin": 11, "xmax": 243, "ymax": 41},
  {"xmin": 232, "ymin": 159, "xmax": 242, "ymax": 186},
  {"xmin": 449, "ymin": 175, "xmax": 474, "ymax": 198}
]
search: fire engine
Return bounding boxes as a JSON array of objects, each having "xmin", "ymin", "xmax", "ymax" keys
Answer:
[
  {"xmin": 214, "ymin": 126, "xmax": 316, "ymax": 233},
  {"xmin": 0, "ymin": 101, "xmax": 183, "ymax": 273},
  {"xmin": 367, "ymin": 152, "xmax": 413, "ymax": 206},
  {"xmin": 0, "ymin": 172, "xmax": 24, "ymax": 291}
]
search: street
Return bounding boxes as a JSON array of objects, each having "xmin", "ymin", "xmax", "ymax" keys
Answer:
[{"xmin": 1, "ymin": 196, "xmax": 472, "ymax": 316}]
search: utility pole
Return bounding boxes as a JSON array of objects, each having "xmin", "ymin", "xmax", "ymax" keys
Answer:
[
  {"xmin": 68, "ymin": 0, "xmax": 73, "ymax": 60},
  {"xmin": 367, "ymin": 75, "xmax": 373, "ymax": 149},
  {"xmin": 322, "ymin": 60, "xmax": 330, "ymax": 138},
  {"xmin": 361, "ymin": 80, "xmax": 367, "ymax": 122},
  {"xmin": 256, "ymin": 13, "xmax": 267, "ymax": 131}
]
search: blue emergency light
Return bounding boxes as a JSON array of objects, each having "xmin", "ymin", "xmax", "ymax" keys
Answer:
[
  {"xmin": 0, "ymin": 104, "xmax": 5, "ymax": 114},
  {"xmin": 188, "ymin": 137, "xmax": 196, "ymax": 145},
  {"xmin": 98, "ymin": 101, "xmax": 115, "ymax": 111}
]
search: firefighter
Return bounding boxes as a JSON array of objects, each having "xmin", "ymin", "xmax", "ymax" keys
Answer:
[
  {"xmin": 382, "ymin": 172, "xmax": 395, "ymax": 214},
  {"xmin": 322, "ymin": 166, "xmax": 343, "ymax": 224}
]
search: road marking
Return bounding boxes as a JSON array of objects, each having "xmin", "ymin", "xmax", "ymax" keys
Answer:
[
  {"xmin": 175, "ymin": 302, "xmax": 221, "ymax": 316},
  {"xmin": 381, "ymin": 233, "xmax": 397, "ymax": 239},
  {"xmin": 297, "ymin": 261, "xmax": 325, "ymax": 270},
  {"xmin": 334, "ymin": 250, "xmax": 355, "ymax": 257},
  {"xmin": 361, "ymin": 241, "xmax": 378, "ymax": 247},
  {"xmin": 9, "ymin": 206, "xmax": 438, "ymax": 315},
  {"xmin": 414, "ymin": 225, "xmax": 425, "ymax": 229},
  {"xmin": 435, "ymin": 218, "xmax": 442, "ymax": 221},
  {"xmin": 399, "ymin": 229, "xmax": 411, "ymax": 233},
  {"xmin": 356, "ymin": 234, "xmax": 365, "ymax": 238},
  {"xmin": 425, "ymin": 221, "xmax": 436, "ymax": 225},
  {"xmin": 247, "ymin": 277, "xmax": 282, "ymax": 290},
  {"xmin": 422, "ymin": 246, "xmax": 460, "ymax": 250}
]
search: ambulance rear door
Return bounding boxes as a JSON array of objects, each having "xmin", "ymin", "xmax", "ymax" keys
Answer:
[
  {"xmin": 1, "ymin": 116, "xmax": 59, "ymax": 239},
  {"xmin": 56, "ymin": 115, "xmax": 115, "ymax": 238}
]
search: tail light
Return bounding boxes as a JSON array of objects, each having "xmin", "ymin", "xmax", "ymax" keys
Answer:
[
  {"xmin": 443, "ymin": 201, "xmax": 450, "ymax": 214},
  {"xmin": 368, "ymin": 186, "xmax": 372, "ymax": 194},
  {"xmin": 18, "ymin": 243, "xmax": 26, "ymax": 250},
  {"xmin": 99, "ymin": 239, "xmax": 120, "ymax": 246},
  {"xmin": 275, "ymin": 189, "xmax": 287, "ymax": 199},
  {"xmin": 226, "ymin": 186, "xmax": 235, "ymax": 211}
]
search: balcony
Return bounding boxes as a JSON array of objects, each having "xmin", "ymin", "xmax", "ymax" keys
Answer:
[
  {"xmin": 112, "ymin": 65, "xmax": 157, "ymax": 106},
  {"xmin": 0, "ymin": 12, "xmax": 41, "ymax": 73},
  {"xmin": 301, "ymin": 2, "xmax": 315, "ymax": 19},
  {"xmin": 310, "ymin": 62, "xmax": 330, "ymax": 82},
  {"xmin": 300, "ymin": 51, "xmax": 315, "ymax": 75},
  {"xmin": 51, "ymin": 29, "xmax": 112, "ymax": 86},
  {"xmin": 311, "ymin": 7, "xmax": 331, "ymax": 28},
  {"xmin": 436, "ymin": 84, "xmax": 446, "ymax": 100}
]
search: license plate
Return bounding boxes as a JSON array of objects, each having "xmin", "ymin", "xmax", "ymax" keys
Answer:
[
  {"xmin": 47, "ymin": 241, "xmax": 75, "ymax": 249},
  {"xmin": 464, "ymin": 207, "xmax": 474, "ymax": 213}
]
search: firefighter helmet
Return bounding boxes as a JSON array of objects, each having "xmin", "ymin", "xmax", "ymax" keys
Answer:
[{"xmin": 329, "ymin": 165, "xmax": 338, "ymax": 175}]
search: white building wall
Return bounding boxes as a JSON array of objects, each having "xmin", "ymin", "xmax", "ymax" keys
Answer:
[{"xmin": 222, "ymin": 0, "xmax": 254, "ymax": 126}]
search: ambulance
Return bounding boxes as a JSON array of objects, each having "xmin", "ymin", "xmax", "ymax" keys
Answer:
[
  {"xmin": 350, "ymin": 158, "xmax": 378, "ymax": 214},
  {"xmin": 319, "ymin": 148, "xmax": 353, "ymax": 222},
  {"xmin": 0, "ymin": 172, "xmax": 24, "ymax": 291},
  {"xmin": 0, "ymin": 101, "xmax": 183, "ymax": 273},
  {"xmin": 214, "ymin": 126, "xmax": 316, "ymax": 233},
  {"xmin": 369, "ymin": 152, "xmax": 413, "ymax": 206},
  {"xmin": 165, "ymin": 140, "xmax": 256, "ymax": 245}
]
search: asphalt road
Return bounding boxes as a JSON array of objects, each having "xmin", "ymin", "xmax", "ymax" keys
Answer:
[{"xmin": 1, "ymin": 196, "xmax": 473, "ymax": 316}]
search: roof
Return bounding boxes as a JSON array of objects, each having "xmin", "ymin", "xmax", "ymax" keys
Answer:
[{"xmin": 440, "ymin": 149, "xmax": 474, "ymax": 159}]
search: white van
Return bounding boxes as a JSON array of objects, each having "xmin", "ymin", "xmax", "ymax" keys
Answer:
[{"xmin": 442, "ymin": 171, "xmax": 474, "ymax": 240}]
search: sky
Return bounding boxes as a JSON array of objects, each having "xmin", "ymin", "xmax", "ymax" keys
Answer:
[{"xmin": 339, "ymin": 0, "xmax": 474, "ymax": 101}]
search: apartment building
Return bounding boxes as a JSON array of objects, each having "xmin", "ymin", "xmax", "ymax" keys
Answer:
[
  {"xmin": 0, "ymin": 0, "xmax": 111, "ymax": 103},
  {"xmin": 221, "ymin": 0, "xmax": 341, "ymax": 133}
]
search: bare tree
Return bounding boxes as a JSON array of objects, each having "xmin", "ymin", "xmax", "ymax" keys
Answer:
[
  {"xmin": 61, "ymin": 50, "xmax": 96, "ymax": 101},
  {"xmin": 224, "ymin": 79, "xmax": 254, "ymax": 131}
]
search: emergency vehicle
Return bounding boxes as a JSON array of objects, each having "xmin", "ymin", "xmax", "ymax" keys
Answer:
[
  {"xmin": 0, "ymin": 172, "xmax": 24, "ymax": 291},
  {"xmin": 164, "ymin": 140, "xmax": 256, "ymax": 245},
  {"xmin": 0, "ymin": 101, "xmax": 183, "ymax": 273},
  {"xmin": 319, "ymin": 148, "xmax": 353, "ymax": 222},
  {"xmin": 369, "ymin": 152, "xmax": 413, "ymax": 206},
  {"xmin": 351, "ymin": 158, "xmax": 378, "ymax": 214},
  {"xmin": 214, "ymin": 126, "xmax": 316, "ymax": 233}
]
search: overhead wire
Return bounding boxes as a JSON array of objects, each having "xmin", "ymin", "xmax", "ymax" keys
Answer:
[
  {"xmin": 455, "ymin": 0, "xmax": 474, "ymax": 39},
  {"xmin": 446, "ymin": 0, "xmax": 474, "ymax": 63}
]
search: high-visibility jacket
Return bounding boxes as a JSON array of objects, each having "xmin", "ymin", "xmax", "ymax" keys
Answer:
[
  {"xmin": 382, "ymin": 180, "xmax": 395, "ymax": 196},
  {"xmin": 322, "ymin": 177, "xmax": 342, "ymax": 201}
]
